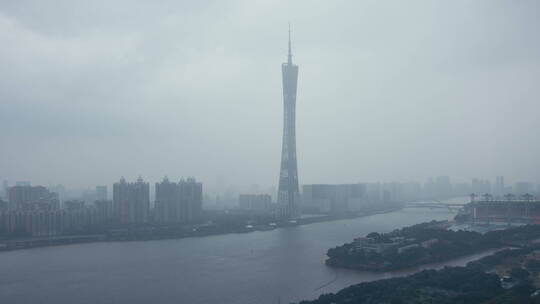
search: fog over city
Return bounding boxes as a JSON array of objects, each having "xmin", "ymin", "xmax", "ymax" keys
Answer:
[
  {"xmin": 1, "ymin": 0, "xmax": 539, "ymax": 189},
  {"xmin": 4, "ymin": 2, "xmax": 540, "ymax": 304}
]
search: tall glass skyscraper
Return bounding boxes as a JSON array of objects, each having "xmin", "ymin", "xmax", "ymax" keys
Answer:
[{"xmin": 277, "ymin": 27, "xmax": 300, "ymax": 219}]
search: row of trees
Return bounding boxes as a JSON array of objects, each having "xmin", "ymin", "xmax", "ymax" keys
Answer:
[
  {"xmin": 327, "ymin": 222, "xmax": 540, "ymax": 272},
  {"xmin": 305, "ymin": 243, "xmax": 540, "ymax": 304},
  {"xmin": 299, "ymin": 266, "xmax": 504, "ymax": 304}
]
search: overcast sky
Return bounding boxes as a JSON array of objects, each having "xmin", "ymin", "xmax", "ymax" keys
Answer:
[{"xmin": 1, "ymin": 0, "xmax": 539, "ymax": 190}]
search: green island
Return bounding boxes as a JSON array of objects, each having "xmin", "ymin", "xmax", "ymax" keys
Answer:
[
  {"xmin": 299, "ymin": 243, "xmax": 540, "ymax": 304},
  {"xmin": 326, "ymin": 222, "xmax": 540, "ymax": 272}
]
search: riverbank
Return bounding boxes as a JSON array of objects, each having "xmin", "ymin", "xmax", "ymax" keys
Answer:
[
  {"xmin": 299, "ymin": 244, "xmax": 540, "ymax": 304},
  {"xmin": 0, "ymin": 207, "xmax": 402, "ymax": 252}
]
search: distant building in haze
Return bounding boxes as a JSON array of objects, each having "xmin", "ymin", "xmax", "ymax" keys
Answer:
[
  {"xmin": 63, "ymin": 200, "xmax": 85, "ymax": 212},
  {"xmin": 515, "ymin": 182, "xmax": 531, "ymax": 195},
  {"xmin": 494, "ymin": 176, "xmax": 505, "ymax": 197},
  {"xmin": 453, "ymin": 182, "xmax": 471, "ymax": 196},
  {"xmin": 94, "ymin": 199, "xmax": 113, "ymax": 222},
  {"xmin": 96, "ymin": 185, "xmax": 107, "ymax": 201},
  {"xmin": 1, "ymin": 180, "xmax": 8, "ymax": 200},
  {"xmin": 302, "ymin": 184, "xmax": 366, "ymax": 214},
  {"xmin": 0, "ymin": 199, "xmax": 7, "ymax": 213},
  {"xmin": 435, "ymin": 176, "xmax": 452, "ymax": 198},
  {"xmin": 8, "ymin": 185, "xmax": 59, "ymax": 211},
  {"xmin": 472, "ymin": 178, "xmax": 491, "ymax": 195},
  {"xmin": 401, "ymin": 182, "xmax": 422, "ymax": 201},
  {"xmin": 113, "ymin": 177, "xmax": 150, "ymax": 224},
  {"xmin": 155, "ymin": 177, "xmax": 202, "ymax": 224},
  {"xmin": 47, "ymin": 184, "xmax": 66, "ymax": 202},
  {"xmin": 238, "ymin": 194, "xmax": 273, "ymax": 213}
]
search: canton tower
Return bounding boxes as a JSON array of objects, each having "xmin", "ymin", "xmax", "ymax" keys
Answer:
[{"xmin": 277, "ymin": 26, "xmax": 300, "ymax": 219}]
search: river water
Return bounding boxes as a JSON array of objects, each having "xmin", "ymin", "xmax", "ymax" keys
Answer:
[{"xmin": 0, "ymin": 203, "xmax": 485, "ymax": 304}]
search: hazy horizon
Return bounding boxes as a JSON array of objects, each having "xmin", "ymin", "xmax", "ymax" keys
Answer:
[{"xmin": 1, "ymin": 1, "xmax": 539, "ymax": 189}]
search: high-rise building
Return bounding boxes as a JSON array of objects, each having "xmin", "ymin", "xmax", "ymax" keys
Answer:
[
  {"xmin": 366, "ymin": 183, "xmax": 382, "ymax": 203},
  {"xmin": 277, "ymin": 26, "xmax": 300, "ymax": 219},
  {"xmin": 0, "ymin": 198, "xmax": 7, "ymax": 213},
  {"xmin": 95, "ymin": 185, "xmax": 107, "ymax": 201},
  {"xmin": 383, "ymin": 182, "xmax": 404, "ymax": 202},
  {"xmin": 8, "ymin": 185, "xmax": 59, "ymax": 211},
  {"xmin": 47, "ymin": 184, "xmax": 66, "ymax": 202},
  {"xmin": 94, "ymin": 199, "xmax": 113, "ymax": 222},
  {"xmin": 494, "ymin": 176, "xmax": 504, "ymax": 196},
  {"xmin": 113, "ymin": 177, "xmax": 150, "ymax": 224},
  {"xmin": 2, "ymin": 180, "xmax": 8, "ymax": 200},
  {"xmin": 155, "ymin": 177, "xmax": 202, "ymax": 224}
]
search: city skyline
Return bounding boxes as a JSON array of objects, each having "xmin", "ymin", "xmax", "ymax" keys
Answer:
[
  {"xmin": 3, "ymin": 174, "xmax": 540, "ymax": 203},
  {"xmin": 1, "ymin": 3, "xmax": 540, "ymax": 304}
]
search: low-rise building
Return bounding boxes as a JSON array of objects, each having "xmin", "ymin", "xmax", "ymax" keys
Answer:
[
  {"xmin": 398, "ymin": 243, "xmax": 420, "ymax": 254},
  {"xmin": 353, "ymin": 237, "xmax": 399, "ymax": 254},
  {"xmin": 421, "ymin": 238, "xmax": 439, "ymax": 248}
]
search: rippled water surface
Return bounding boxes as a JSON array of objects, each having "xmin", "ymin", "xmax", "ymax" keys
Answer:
[{"xmin": 1, "ymin": 204, "xmax": 477, "ymax": 304}]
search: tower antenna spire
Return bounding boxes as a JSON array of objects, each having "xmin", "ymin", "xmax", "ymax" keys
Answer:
[{"xmin": 288, "ymin": 22, "xmax": 292, "ymax": 65}]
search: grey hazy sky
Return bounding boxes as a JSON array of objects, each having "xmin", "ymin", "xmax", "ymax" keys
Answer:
[{"xmin": 1, "ymin": 0, "xmax": 539, "ymax": 189}]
